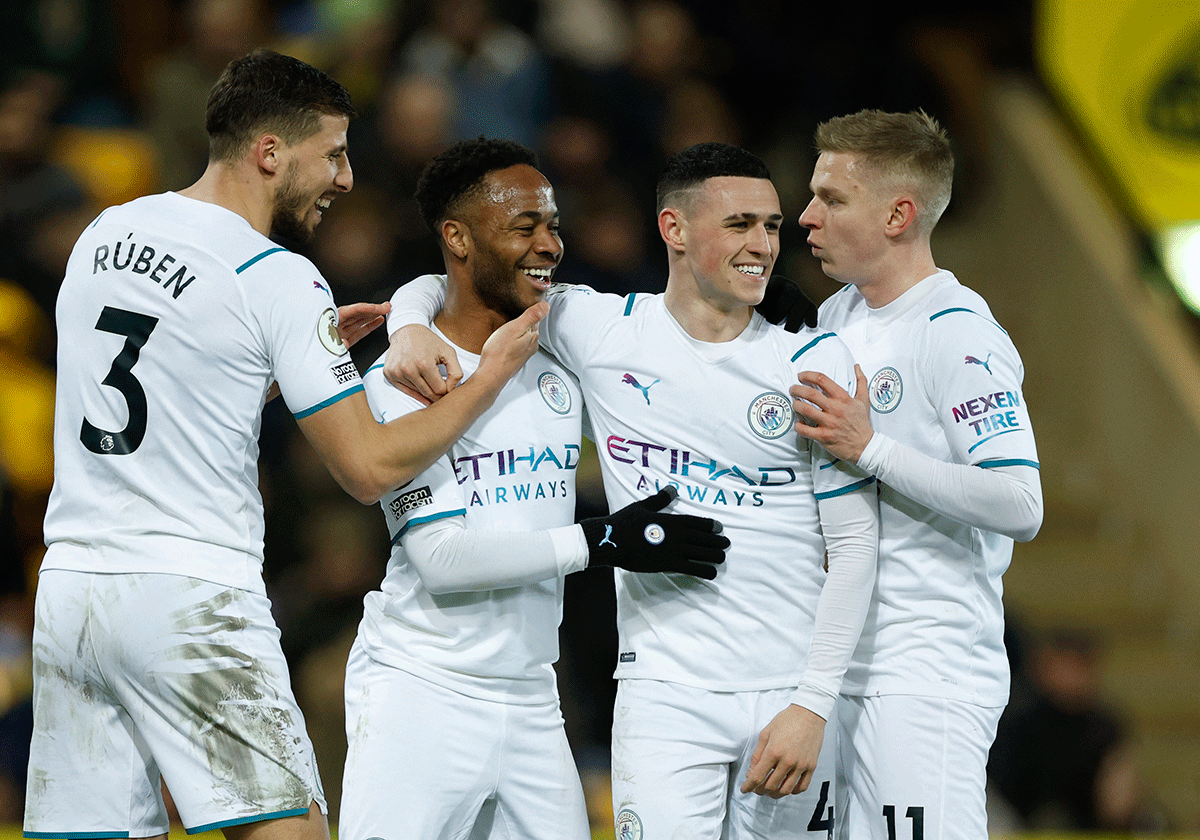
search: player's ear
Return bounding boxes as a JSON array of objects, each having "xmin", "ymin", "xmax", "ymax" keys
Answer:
[
  {"xmin": 885, "ymin": 197, "xmax": 918, "ymax": 238},
  {"xmin": 659, "ymin": 207, "xmax": 686, "ymax": 254},
  {"xmin": 443, "ymin": 219, "xmax": 471, "ymax": 260},
  {"xmin": 255, "ymin": 134, "xmax": 281, "ymax": 175}
]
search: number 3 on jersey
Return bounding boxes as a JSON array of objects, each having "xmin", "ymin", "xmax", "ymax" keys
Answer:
[{"xmin": 80, "ymin": 306, "xmax": 159, "ymax": 455}]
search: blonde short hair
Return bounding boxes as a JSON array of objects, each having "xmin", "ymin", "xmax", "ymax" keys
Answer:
[{"xmin": 814, "ymin": 109, "xmax": 953, "ymax": 231}]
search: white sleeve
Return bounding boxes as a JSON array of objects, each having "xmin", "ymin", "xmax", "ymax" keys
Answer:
[
  {"xmin": 790, "ymin": 484, "xmax": 878, "ymax": 720},
  {"xmin": 386, "ymin": 274, "xmax": 448, "ymax": 335},
  {"xmin": 404, "ymin": 515, "xmax": 589, "ymax": 595},
  {"xmin": 858, "ymin": 433, "xmax": 1043, "ymax": 542}
]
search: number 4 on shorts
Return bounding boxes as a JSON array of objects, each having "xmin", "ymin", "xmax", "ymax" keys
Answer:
[{"xmin": 806, "ymin": 780, "xmax": 832, "ymax": 837}]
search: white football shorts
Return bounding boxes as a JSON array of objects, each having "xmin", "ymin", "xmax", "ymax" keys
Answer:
[
  {"xmin": 836, "ymin": 694, "xmax": 1003, "ymax": 840},
  {"xmin": 339, "ymin": 639, "xmax": 589, "ymax": 840},
  {"xmin": 610, "ymin": 679, "xmax": 838, "ymax": 840},
  {"xmin": 24, "ymin": 568, "xmax": 325, "ymax": 838}
]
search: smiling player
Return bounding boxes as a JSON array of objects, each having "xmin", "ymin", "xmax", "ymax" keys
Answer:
[
  {"xmin": 26, "ymin": 51, "xmax": 547, "ymax": 840},
  {"xmin": 384, "ymin": 142, "xmax": 880, "ymax": 840},
  {"xmin": 338, "ymin": 137, "xmax": 729, "ymax": 840}
]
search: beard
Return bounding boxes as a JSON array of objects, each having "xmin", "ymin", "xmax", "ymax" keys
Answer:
[
  {"xmin": 270, "ymin": 160, "xmax": 317, "ymax": 245},
  {"xmin": 471, "ymin": 243, "xmax": 529, "ymax": 321}
]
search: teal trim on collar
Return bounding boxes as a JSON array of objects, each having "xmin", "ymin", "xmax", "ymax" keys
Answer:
[
  {"xmin": 791, "ymin": 332, "xmax": 837, "ymax": 362},
  {"xmin": 929, "ymin": 307, "xmax": 1008, "ymax": 335}
]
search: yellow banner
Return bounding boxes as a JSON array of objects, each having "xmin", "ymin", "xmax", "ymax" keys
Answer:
[{"xmin": 1037, "ymin": 0, "xmax": 1200, "ymax": 228}]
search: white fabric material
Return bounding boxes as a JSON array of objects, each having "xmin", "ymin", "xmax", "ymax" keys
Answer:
[
  {"xmin": 403, "ymin": 516, "xmax": 587, "ymax": 594},
  {"xmin": 541, "ymin": 286, "xmax": 875, "ymax": 712},
  {"xmin": 356, "ymin": 322, "xmax": 584, "ymax": 704},
  {"xmin": 858, "ymin": 436, "xmax": 1042, "ymax": 542},
  {"xmin": 819, "ymin": 269, "xmax": 1041, "ymax": 706},
  {"xmin": 836, "ymin": 694, "xmax": 1001, "ymax": 840},
  {"xmin": 43, "ymin": 192, "xmax": 362, "ymax": 594},
  {"xmin": 791, "ymin": 487, "xmax": 878, "ymax": 717},
  {"xmin": 25, "ymin": 569, "xmax": 325, "ymax": 836},
  {"xmin": 387, "ymin": 275, "xmax": 878, "ymax": 718},
  {"xmin": 340, "ymin": 640, "xmax": 589, "ymax": 840},
  {"xmin": 611, "ymin": 680, "xmax": 838, "ymax": 840}
]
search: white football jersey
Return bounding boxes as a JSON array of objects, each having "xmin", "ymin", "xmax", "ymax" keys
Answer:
[
  {"xmin": 541, "ymin": 287, "xmax": 868, "ymax": 691},
  {"xmin": 819, "ymin": 270, "xmax": 1039, "ymax": 705},
  {"xmin": 42, "ymin": 192, "xmax": 362, "ymax": 594},
  {"xmin": 356, "ymin": 328, "xmax": 583, "ymax": 704}
]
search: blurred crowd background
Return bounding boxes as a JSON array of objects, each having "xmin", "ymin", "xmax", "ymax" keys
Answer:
[{"xmin": 0, "ymin": 0, "xmax": 1192, "ymax": 835}]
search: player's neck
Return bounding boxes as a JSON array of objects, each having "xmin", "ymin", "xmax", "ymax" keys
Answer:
[
  {"xmin": 435, "ymin": 278, "xmax": 507, "ymax": 354},
  {"xmin": 178, "ymin": 162, "xmax": 272, "ymax": 237},
  {"xmin": 663, "ymin": 281, "xmax": 752, "ymax": 344},
  {"xmin": 856, "ymin": 249, "xmax": 939, "ymax": 309}
]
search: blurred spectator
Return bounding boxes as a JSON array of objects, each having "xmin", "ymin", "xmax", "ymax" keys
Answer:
[
  {"xmin": 275, "ymin": 0, "xmax": 405, "ymax": 114},
  {"xmin": 0, "ymin": 70, "xmax": 92, "ymax": 324},
  {"xmin": 988, "ymin": 628, "xmax": 1170, "ymax": 832},
  {"xmin": 140, "ymin": 0, "xmax": 270, "ymax": 191},
  {"xmin": 396, "ymin": 0, "xmax": 555, "ymax": 148},
  {"xmin": 0, "ymin": 0, "xmax": 130, "ymax": 125},
  {"xmin": 348, "ymin": 70, "xmax": 453, "ymax": 281},
  {"xmin": 535, "ymin": 0, "xmax": 630, "ymax": 72}
]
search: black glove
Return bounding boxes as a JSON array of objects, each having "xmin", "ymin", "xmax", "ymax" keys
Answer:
[
  {"xmin": 755, "ymin": 274, "xmax": 818, "ymax": 332},
  {"xmin": 580, "ymin": 486, "xmax": 729, "ymax": 580}
]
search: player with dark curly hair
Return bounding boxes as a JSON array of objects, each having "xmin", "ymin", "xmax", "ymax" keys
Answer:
[{"xmin": 339, "ymin": 136, "xmax": 729, "ymax": 840}]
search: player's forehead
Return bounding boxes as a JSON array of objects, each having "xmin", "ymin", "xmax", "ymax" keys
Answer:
[
  {"xmin": 477, "ymin": 164, "xmax": 558, "ymax": 222},
  {"xmin": 691, "ymin": 175, "xmax": 781, "ymax": 221},
  {"xmin": 289, "ymin": 112, "xmax": 350, "ymax": 153},
  {"xmin": 810, "ymin": 151, "xmax": 873, "ymax": 193}
]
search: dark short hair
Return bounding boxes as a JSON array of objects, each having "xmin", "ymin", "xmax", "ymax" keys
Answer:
[
  {"xmin": 205, "ymin": 48, "xmax": 355, "ymax": 162},
  {"xmin": 656, "ymin": 142, "xmax": 772, "ymax": 213},
  {"xmin": 414, "ymin": 136, "xmax": 539, "ymax": 233}
]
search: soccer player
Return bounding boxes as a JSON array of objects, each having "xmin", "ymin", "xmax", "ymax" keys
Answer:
[
  {"xmin": 337, "ymin": 137, "xmax": 729, "ymax": 840},
  {"xmin": 385, "ymin": 142, "xmax": 879, "ymax": 839},
  {"xmin": 26, "ymin": 50, "xmax": 546, "ymax": 840},
  {"xmin": 790, "ymin": 109, "xmax": 1044, "ymax": 840}
]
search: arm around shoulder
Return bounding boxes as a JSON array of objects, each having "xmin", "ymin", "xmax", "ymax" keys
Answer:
[{"xmin": 298, "ymin": 303, "xmax": 548, "ymax": 503}]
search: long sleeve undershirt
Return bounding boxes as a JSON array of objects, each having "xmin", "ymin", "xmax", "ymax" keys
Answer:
[
  {"xmin": 789, "ymin": 485, "xmax": 879, "ymax": 720},
  {"xmin": 403, "ymin": 517, "xmax": 589, "ymax": 595},
  {"xmin": 857, "ymin": 433, "xmax": 1043, "ymax": 542}
]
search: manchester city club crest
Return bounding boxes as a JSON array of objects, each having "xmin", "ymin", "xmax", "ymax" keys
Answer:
[
  {"xmin": 615, "ymin": 808, "xmax": 643, "ymax": 840},
  {"xmin": 869, "ymin": 366, "xmax": 903, "ymax": 413},
  {"xmin": 747, "ymin": 391, "xmax": 794, "ymax": 439},
  {"xmin": 538, "ymin": 371, "xmax": 572, "ymax": 414}
]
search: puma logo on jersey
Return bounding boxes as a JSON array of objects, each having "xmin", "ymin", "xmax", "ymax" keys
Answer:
[
  {"xmin": 621, "ymin": 373, "xmax": 659, "ymax": 404},
  {"xmin": 599, "ymin": 525, "xmax": 616, "ymax": 548},
  {"xmin": 964, "ymin": 354, "xmax": 992, "ymax": 374}
]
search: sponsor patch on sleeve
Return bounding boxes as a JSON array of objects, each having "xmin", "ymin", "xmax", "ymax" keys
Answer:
[{"xmin": 387, "ymin": 485, "xmax": 434, "ymax": 521}]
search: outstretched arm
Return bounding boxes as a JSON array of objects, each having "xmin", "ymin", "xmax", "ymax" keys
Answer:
[
  {"xmin": 404, "ymin": 486, "xmax": 728, "ymax": 593},
  {"xmin": 792, "ymin": 367, "xmax": 1042, "ymax": 541},
  {"xmin": 297, "ymin": 303, "xmax": 547, "ymax": 503}
]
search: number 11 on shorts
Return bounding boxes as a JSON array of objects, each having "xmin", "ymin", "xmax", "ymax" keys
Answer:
[{"xmin": 883, "ymin": 805, "xmax": 924, "ymax": 840}]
